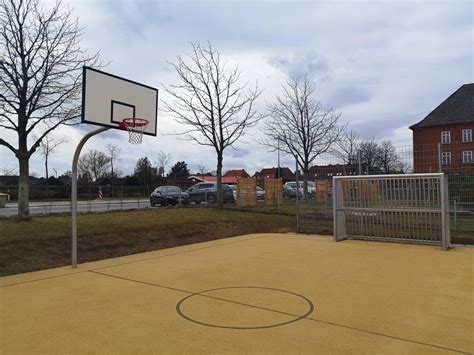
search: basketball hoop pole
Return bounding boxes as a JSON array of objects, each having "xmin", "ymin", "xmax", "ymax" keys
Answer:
[{"xmin": 71, "ymin": 127, "xmax": 109, "ymax": 268}]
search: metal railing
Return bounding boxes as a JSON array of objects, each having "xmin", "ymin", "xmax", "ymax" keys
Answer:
[{"xmin": 333, "ymin": 173, "xmax": 451, "ymax": 250}]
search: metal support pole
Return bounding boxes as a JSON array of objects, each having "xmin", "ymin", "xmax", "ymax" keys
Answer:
[
  {"xmin": 277, "ymin": 142, "xmax": 281, "ymax": 213},
  {"xmin": 71, "ymin": 127, "xmax": 109, "ymax": 268},
  {"xmin": 295, "ymin": 156, "xmax": 300, "ymax": 232},
  {"xmin": 454, "ymin": 199, "xmax": 457, "ymax": 230},
  {"xmin": 437, "ymin": 143, "xmax": 442, "ymax": 173},
  {"xmin": 358, "ymin": 151, "xmax": 362, "ymax": 175},
  {"xmin": 440, "ymin": 174, "xmax": 451, "ymax": 250}
]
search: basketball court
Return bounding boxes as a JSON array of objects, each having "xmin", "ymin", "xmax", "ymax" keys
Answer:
[{"xmin": 1, "ymin": 233, "xmax": 472, "ymax": 354}]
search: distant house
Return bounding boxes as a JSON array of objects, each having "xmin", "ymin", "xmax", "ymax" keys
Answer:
[
  {"xmin": 305, "ymin": 164, "xmax": 354, "ymax": 180},
  {"xmin": 165, "ymin": 176, "xmax": 197, "ymax": 190},
  {"xmin": 253, "ymin": 167, "xmax": 295, "ymax": 186},
  {"xmin": 224, "ymin": 169, "xmax": 250, "ymax": 179},
  {"xmin": 409, "ymin": 84, "xmax": 474, "ymax": 173}
]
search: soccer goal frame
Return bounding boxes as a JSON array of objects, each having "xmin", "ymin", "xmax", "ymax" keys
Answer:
[{"xmin": 333, "ymin": 173, "xmax": 451, "ymax": 250}]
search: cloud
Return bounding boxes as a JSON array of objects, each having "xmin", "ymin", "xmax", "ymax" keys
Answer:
[
  {"xmin": 269, "ymin": 52, "xmax": 331, "ymax": 82},
  {"xmin": 325, "ymin": 86, "xmax": 373, "ymax": 108},
  {"xmin": 1, "ymin": 0, "xmax": 472, "ymax": 178}
]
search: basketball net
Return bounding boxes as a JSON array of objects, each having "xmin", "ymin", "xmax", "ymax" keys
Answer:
[{"xmin": 120, "ymin": 118, "xmax": 149, "ymax": 144}]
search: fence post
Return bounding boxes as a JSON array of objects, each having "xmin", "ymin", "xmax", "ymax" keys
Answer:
[
  {"xmin": 358, "ymin": 151, "xmax": 362, "ymax": 175},
  {"xmin": 325, "ymin": 196, "xmax": 328, "ymax": 219},
  {"xmin": 454, "ymin": 199, "xmax": 457, "ymax": 230},
  {"xmin": 88, "ymin": 185, "xmax": 91, "ymax": 213},
  {"xmin": 295, "ymin": 156, "xmax": 300, "ymax": 232},
  {"xmin": 440, "ymin": 174, "xmax": 451, "ymax": 250},
  {"xmin": 437, "ymin": 143, "xmax": 442, "ymax": 173},
  {"xmin": 333, "ymin": 177, "xmax": 347, "ymax": 241}
]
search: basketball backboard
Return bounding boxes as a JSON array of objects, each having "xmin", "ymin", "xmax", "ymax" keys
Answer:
[{"xmin": 81, "ymin": 67, "xmax": 158, "ymax": 136}]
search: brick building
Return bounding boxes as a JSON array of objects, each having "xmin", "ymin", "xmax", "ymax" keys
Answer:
[
  {"xmin": 253, "ymin": 167, "xmax": 295, "ymax": 187},
  {"xmin": 409, "ymin": 84, "xmax": 474, "ymax": 173},
  {"xmin": 224, "ymin": 169, "xmax": 250, "ymax": 178}
]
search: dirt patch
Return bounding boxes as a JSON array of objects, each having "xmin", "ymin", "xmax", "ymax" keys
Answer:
[{"xmin": 0, "ymin": 221, "xmax": 292, "ymax": 276}]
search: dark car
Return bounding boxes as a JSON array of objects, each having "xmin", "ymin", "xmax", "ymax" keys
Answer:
[
  {"xmin": 186, "ymin": 182, "xmax": 234, "ymax": 204},
  {"xmin": 150, "ymin": 186, "xmax": 189, "ymax": 206},
  {"xmin": 283, "ymin": 184, "xmax": 299, "ymax": 199}
]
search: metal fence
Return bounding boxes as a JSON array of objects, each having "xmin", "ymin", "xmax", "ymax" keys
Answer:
[
  {"xmin": 296, "ymin": 142, "xmax": 473, "ymax": 242},
  {"xmin": 1, "ymin": 142, "xmax": 473, "ymax": 242},
  {"xmin": 333, "ymin": 174, "xmax": 450, "ymax": 250}
]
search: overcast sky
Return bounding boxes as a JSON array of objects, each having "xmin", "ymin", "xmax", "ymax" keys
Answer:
[{"xmin": 1, "ymin": 0, "xmax": 472, "ymax": 177}]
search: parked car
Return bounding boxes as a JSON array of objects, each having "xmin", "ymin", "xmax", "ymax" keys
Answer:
[
  {"xmin": 283, "ymin": 184, "xmax": 298, "ymax": 199},
  {"xmin": 150, "ymin": 186, "xmax": 189, "ymax": 206},
  {"xmin": 229, "ymin": 185, "xmax": 265, "ymax": 202},
  {"xmin": 285, "ymin": 181, "xmax": 315, "ymax": 197},
  {"xmin": 186, "ymin": 182, "xmax": 234, "ymax": 204},
  {"xmin": 256, "ymin": 186, "xmax": 265, "ymax": 202},
  {"xmin": 229, "ymin": 184, "xmax": 237, "ymax": 200}
]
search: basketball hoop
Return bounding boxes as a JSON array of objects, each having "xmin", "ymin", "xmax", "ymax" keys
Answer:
[{"xmin": 119, "ymin": 118, "xmax": 149, "ymax": 144}]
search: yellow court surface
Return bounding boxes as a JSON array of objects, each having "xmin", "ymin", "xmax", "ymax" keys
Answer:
[{"xmin": 1, "ymin": 234, "xmax": 473, "ymax": 354}]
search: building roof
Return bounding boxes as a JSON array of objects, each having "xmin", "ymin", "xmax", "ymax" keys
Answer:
[
  {"xmin": 253, "ymin": 167, "xmax": 295, "ymax": 180},
  {"xmin": 409, "ymin": 84, "xmax": 474, "ymax": 129},
  {"xmin": 224, "ymin": 169, "xmax": 250, "ymax": 178}
]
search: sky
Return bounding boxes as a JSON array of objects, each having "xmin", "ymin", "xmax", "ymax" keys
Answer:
[{"xmin": 1, "ymin": 0, "xmax": 473, "ymax": 177}]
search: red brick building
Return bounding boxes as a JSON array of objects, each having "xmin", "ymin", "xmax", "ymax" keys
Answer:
[
  {"xmin": 409, "ymin": 84, "xmax": 474, "ymax": 173},
  {"xmin": 224, "ymin": 169, "xmax": 250, "ymax": 178},
  {"xmin": 253, "ymin": 167, "xmax": 295, "ymax": 186}
]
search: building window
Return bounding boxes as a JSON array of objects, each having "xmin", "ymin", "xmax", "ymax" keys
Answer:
[
  {"xmin": 441, "ymin": 131, "xmax": 451, "ymax": 144},
  {"xmin": 442, "ymin": 152, "xmax": 451, "ymax": 165},
  {"xmin": 463, "ymin": 151, "xmax": 473, "ymax": 164},
  {"xmin": 462, "ymin": 129, "xmax": 472, "ymax": 143}
]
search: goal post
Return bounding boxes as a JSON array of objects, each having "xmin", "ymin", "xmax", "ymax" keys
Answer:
[{"xmin": 333, "ymin": 173, "xmax": 451, "ymax": 250}]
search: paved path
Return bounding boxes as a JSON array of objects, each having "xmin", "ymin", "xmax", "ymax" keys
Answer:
[{"xmin": 1, "ymin": 234, "xmax": 472, "ymax": 354}]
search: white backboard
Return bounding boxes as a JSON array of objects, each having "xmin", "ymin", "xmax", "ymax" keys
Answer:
[{"xmin": 81, "ymin": 67, "xmax": 158, "ymax": 136}]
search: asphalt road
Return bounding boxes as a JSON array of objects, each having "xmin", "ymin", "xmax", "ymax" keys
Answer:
[{"xmin": 0, "ymin": 199, "xmax": 152, "ymax": 217}]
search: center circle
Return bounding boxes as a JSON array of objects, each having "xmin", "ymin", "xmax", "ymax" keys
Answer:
[{"xmin": 176, "ymin": 286, "xmax": 314, "ymax": 329}]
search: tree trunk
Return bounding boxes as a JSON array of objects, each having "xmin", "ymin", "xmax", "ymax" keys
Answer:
[
  {"xmin": 302, "ymin": 160, "xmax": 311, "ymax": 200},
  {"xmin": 302, "ymin": 168, "xmax": 309, "ymax": 200},
  {"xmin": 44, "ymin": 156, "xmax": 49, "ymax": 181},
  {"xmin": 216, "ymin": 153, "xmax": 223, "ymax": 208},
  {"xmin": 18, "ymin": 155, "xmax": 30, "ymax": 220}
]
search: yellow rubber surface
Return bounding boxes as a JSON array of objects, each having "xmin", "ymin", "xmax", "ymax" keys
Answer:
[{"xmin": 1, "ymin": 233, "xmax": 473, "ymax": 354}]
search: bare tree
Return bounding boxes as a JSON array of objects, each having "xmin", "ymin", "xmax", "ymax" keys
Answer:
[
  {"xmin": 0, "ymin": 0, "xmax": 99, "ymax": 219},
  {"xmin": 359, "ymin": 139, "xmax": 380, "ymax": 174},
  {"xmin": 1, "ymin": 166, "xmax": 17, "ymax": 175},
  {"xmin": 332, "ymin": 129, "xmax": 360, "ymax": 173},
  {"xmin": 377, "ymin": 140, "xmax": 404, "ymax": 174},
  {"xmin": 38, "ymin": 135, "xmax": 66, "ymax": 180},
  {"xmin": 78, "ymin": 150, "xmax": 110, "ymax": 183},
  {"xmin": 262, "ymin": 75, "xmax": 344, "ymax": 198},
  {"xmin": 196, "ymin": 162, "xmax": 207, "ymax": 175},
  {"xmin": 164, "ymin": 42, "xmax": 263, "ymax": 207},
  {"xmin": 156, "ymin": 150, "xmax": 171, "ymax": 177},
  {"xmin": 105, "ymin": 143, "xmax": 121, "ymax": 178}
]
